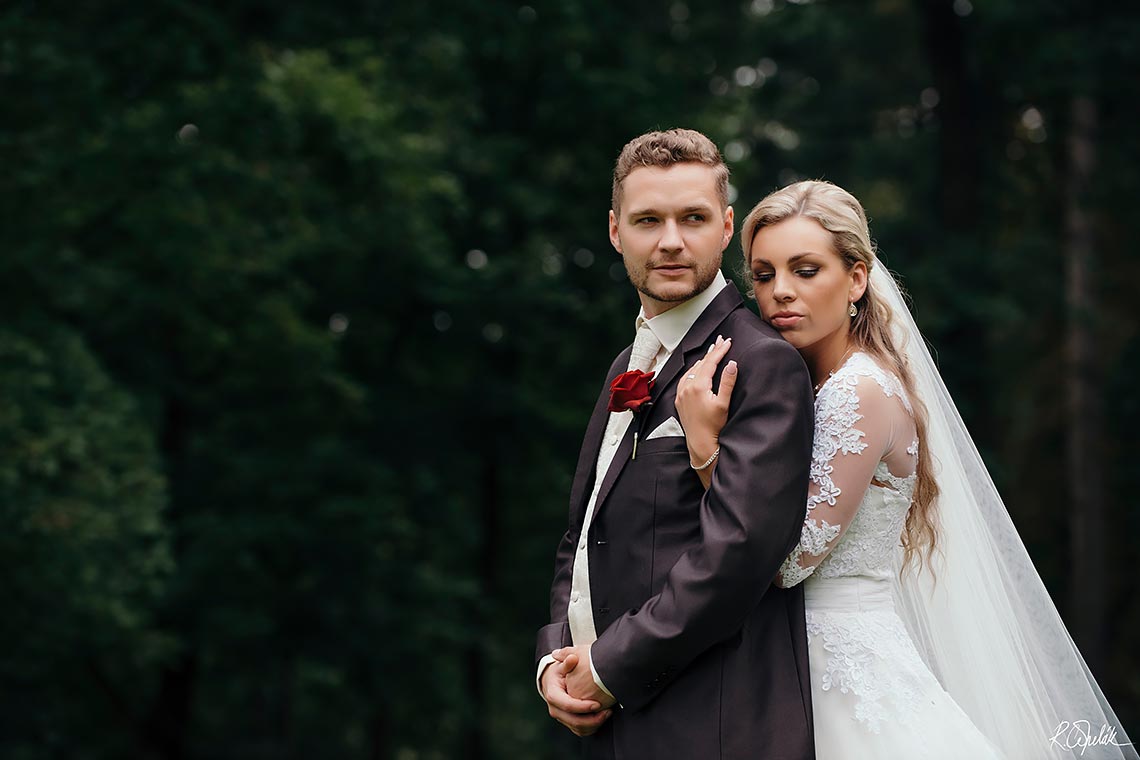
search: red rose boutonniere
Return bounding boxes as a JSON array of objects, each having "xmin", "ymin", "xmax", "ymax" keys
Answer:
[
  {"xmin": 608, "ymin": 369, "xmax": 655, "ymax": 459},
  {"xmin": 608, "ymin": 369, "xmax": 655, "ymax": 414}
]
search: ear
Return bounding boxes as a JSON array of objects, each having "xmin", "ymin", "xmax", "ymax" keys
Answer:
[
  {"xmin": 609, "ymin": 209, "xmax": 623, "ymax": 254},
  {"xmin": 849, "ymin": 260, "xmax": 869, "ymax": 303},
  {"xmin": 721, "ymin": 206, "xmax": 735, "ymax": 250}
]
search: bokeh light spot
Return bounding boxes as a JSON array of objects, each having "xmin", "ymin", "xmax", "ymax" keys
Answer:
[
  {"xmin": 483, "ymin": 323, "xmax": 505, "ymax": 343},
  {"xmin": 177, "ymin": 124, "xmax": 199, "ymax": 143},
  {"xmin": 466, "ymin": 249, "xmax": 488, "ymax": 269}
]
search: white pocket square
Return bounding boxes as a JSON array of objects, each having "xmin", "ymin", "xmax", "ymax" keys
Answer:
[{"xmin": 646, "ymin": 416, "xmax": 685, "ymax": 440}]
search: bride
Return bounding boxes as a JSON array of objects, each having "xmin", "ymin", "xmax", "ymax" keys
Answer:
[{"xmin": 675, "ymin": 180, "xmax": 1136, "ymax": 759}]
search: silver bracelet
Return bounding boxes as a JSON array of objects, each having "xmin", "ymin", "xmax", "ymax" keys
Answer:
[{"xmin": 690, "ymin": 446, "xmax": 720, "ymax": 471}]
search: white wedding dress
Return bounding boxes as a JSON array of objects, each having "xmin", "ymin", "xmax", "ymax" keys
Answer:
[
  {"xmin": 776, "ymin": 352, "xmax": 1005, "ymax": 758},
  {"xmin": 762, "ymin": 265, "xmax": 1135, "ymax": 760}
]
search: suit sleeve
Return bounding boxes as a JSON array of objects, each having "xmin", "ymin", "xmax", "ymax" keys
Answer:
[
  {"xmin": 534, "ymin": 527, "xmax": 576, "ymax": 665},
  {"xmin": 589, "ymin": 336, "xmax": 813, "ymax": 711}
]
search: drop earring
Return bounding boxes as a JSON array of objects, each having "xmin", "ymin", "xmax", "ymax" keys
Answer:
[{"xmin": 849, "ymin": 302, "xmax": 858, "ymax": 318}]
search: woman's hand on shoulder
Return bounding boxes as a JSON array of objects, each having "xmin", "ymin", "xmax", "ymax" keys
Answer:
[{"xmin": 675, "ymin": 335, "xmax": 738, "ymax": 468}]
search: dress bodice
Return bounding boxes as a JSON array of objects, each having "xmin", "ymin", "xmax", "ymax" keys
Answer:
[
  {"xmin": 777, "ymin": 352, "xmax": 918, "ymax": 586},
  {"xmin": 816, "ymin": 462, "xmax": 913, "ymax": 579}
]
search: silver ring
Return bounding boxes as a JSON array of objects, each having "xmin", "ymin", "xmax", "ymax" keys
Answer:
[{"xmin": 686, "ymin": 374, "xmax": 697, "ymax": 380}]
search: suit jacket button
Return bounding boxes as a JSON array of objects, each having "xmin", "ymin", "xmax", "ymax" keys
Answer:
[{"xmin": 599, "ymin": 607, "xmax": 609, "ymax": 615}]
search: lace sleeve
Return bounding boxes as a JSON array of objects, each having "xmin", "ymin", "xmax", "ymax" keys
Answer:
[{"xmin": 775, "ymin": 368, "xmax": 916, "ymax": 587}]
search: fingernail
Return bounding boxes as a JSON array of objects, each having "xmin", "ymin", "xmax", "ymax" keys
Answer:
[
  {"xmin": 707, "ymin": 344, "xmax": 715, "ymax": 353},
  {"xmin": 726, "ymin": 360, "xmax": 738, "ymax": 373}
]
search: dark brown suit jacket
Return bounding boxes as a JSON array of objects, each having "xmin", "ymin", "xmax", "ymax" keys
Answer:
[{"xmin": 536, "ymin": 285, "xmax": 816, "ymax": 759}]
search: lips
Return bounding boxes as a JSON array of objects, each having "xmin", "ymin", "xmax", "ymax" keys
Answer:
[
  {"xmin": 769, "ymin": 311, "xmax": 803, "ymax": 328},
  {"xmin": 652, "ymin": 264, "xmax": 690, "ymax": 277}
]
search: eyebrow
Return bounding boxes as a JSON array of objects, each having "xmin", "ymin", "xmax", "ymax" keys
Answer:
[
  {"xmin": 628, "ymin": 204, "xmax": 715, "ymax": 217},
  {"xmin": 751, "ymin": 252, "xmax": 823, "ymax": 267}
]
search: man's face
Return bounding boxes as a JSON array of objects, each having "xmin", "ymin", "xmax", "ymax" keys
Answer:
[{"xmin": 610, "ymin": 163, "xmax": 734, "ymax": 318}]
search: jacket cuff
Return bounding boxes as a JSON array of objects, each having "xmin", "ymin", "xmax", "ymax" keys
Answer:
[
  {"xmin": 535, "ymin": 621, "xmax": 571, "ymax": 666},
  {"xmin": 535, "ymin": 654, "xmax": 557, "ymax": 699},
  {"xmin": 588, "ymin": 648, "xmax": 616, "ymax": 701}
]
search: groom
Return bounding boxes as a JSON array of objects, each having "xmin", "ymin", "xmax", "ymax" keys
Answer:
[{"xmin": 535, "ymin": 129, "xmax": 816, "ymax": 759}]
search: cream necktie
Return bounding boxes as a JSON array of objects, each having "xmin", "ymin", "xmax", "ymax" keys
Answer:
[
  {"xmin": 627, "ymin": 321, "xmax": 662, "ymax": 373},
  {"xmin": 595, "ymin": 322, "xmax": 662, "ymax": 467}
]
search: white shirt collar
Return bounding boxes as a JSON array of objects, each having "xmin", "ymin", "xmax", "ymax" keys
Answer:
[{"xmin": 635, "ymin": 270, "xmax": 728, "ymax": 354}]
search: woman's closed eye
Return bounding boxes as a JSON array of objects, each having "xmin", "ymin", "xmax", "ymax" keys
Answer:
[{"xmin": 752, "ymin": 268, "xmax": 818, "ymax": 282}]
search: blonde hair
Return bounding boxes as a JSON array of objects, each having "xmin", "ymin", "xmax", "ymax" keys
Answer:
[
  {"xmin": 742, "ymin": 180, "xmax": 939, "ymax": 575},
  {"xmin": 611, "ymin": 128, "xmax": 730, "ymax": 213}
]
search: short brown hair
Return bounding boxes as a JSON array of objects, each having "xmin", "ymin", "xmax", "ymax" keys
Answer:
[{"xmin": 611, "ymin": 128, "xmax": 730, "ymax": 212}]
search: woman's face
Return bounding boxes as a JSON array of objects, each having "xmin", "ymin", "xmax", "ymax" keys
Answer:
[{"xmin": 748, "ymin": 215, "xmax": 867, "ymax": 352}]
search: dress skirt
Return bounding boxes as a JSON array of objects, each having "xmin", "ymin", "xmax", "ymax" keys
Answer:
[{"xmin": 804, "ymin": 576, "xmax": 1005, "ymax": 759}]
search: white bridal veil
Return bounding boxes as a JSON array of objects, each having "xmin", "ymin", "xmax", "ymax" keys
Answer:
[{"xmin": 875, "ymin": 265, "xmax": 1137, "ymax": 760}]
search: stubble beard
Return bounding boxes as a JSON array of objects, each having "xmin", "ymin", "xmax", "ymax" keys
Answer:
[{"xmin": 629, "ymin": 256, "xmax": 722, "ymax": 306}]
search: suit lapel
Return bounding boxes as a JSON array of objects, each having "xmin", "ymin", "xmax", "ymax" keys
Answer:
[
  {"xmin": 568, "ymin": 349, "xmax": 631, "ymax": 523},
  {"xmin": 650, "ymin": 286, "xmax": 747, "ymax": 401},
  {"xmin": 588, "ymin": 285, "xmax": 746, "ymax": 519}
]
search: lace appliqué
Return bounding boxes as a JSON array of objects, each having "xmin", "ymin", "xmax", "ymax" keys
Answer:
[
  {"xmin": 779, "ymin": 518, "xmax": 839, "ymax": 585},
  {"xmin": 871, "ymin": 461, "xmax": 917, "ymax": 502},
  {"xmin": 780, "ymin": 354, "xmax": 913, "ymax": 585},
  {"xmin": 806, "ymin": 609, "xmax": 931, "ymax": 734}
]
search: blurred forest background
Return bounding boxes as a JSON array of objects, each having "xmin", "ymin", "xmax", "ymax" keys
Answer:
[{"xmin": 3, "ymin": 0, "xmax": 1139, "ymax": 757}]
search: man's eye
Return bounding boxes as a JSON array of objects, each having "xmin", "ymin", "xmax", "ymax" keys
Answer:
[
  {"xmin": 635, "ymin": 217, "xmax": 657, "ymax": 225},
  {"xmin": 751, "ymin": 272, "xmax": 773, "ymax": 283},
  {"xmin": 684, "ymin": 214, "xmax": 705, "ymax": 222}
]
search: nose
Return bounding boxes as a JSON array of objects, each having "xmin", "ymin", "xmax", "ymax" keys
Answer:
[
  {"xmin": 771, "ymin": 271, "xmax": 796, "ymax": 302},
  {"xmin": 658, "ymin": 219, "xmax": 683, "ymax": 252}
]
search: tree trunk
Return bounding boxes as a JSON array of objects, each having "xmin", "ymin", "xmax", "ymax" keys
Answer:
[
  {"xmin": 919, "ymin": 0, "xmax": 993, "ymax": 440},
  {"xmin": 143, "ymin": 396, "xmax": 197, "ymax": 760},
  {"xmin": 463, "ymin": 451, "xmax": 499, "ymax": 760},
  {"xmin": 144, "ymin": 652, "xmax": 197, "ymax": 760},
  {"xmin": 1064, "ymin": 94, "xmax": 1105, "ymax": 673},
  {"xmin": 369, "ymin": 707, "xmax": 390, "ymax": 760},
  {"xmin": 920, "ymin": 0, "xmax": 981, "ymax": 228}
]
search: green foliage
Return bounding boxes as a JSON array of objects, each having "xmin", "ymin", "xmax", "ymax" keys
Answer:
[{"xmin": 0, "ymin": 324, "xmax": 171, "ymax": 755}]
